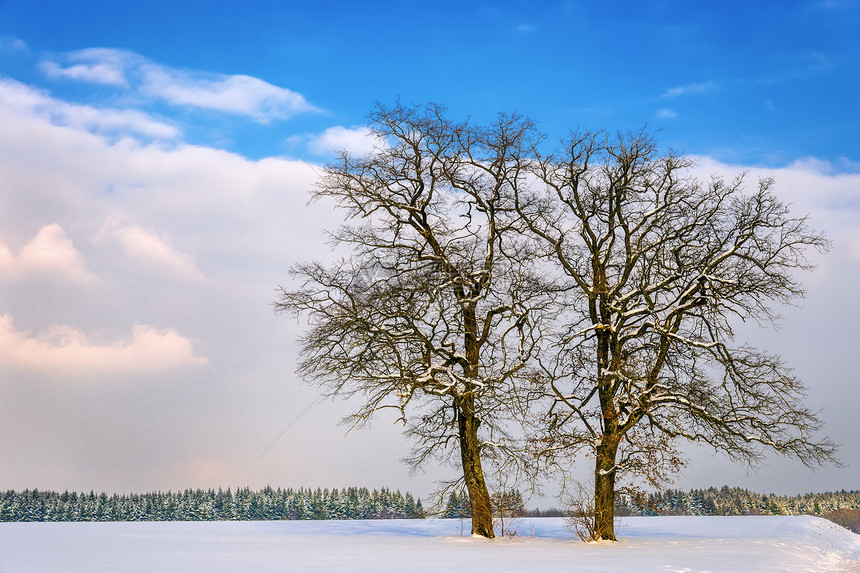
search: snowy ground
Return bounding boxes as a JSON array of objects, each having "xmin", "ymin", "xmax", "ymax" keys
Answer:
[{"xmin": 1, "ymin": 516, "xmax": 858, "ymax": 572}]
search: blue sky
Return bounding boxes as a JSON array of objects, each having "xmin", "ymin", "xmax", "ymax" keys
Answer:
[
  {"xmin": 3, "ymin": 0, "xmax": 858, "ymax": 164},
  {"xmin": 0, "ymin": 1, "xmax": 858, "ymax": 500}
]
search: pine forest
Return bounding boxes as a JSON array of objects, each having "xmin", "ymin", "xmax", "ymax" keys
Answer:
[
  {"xmin": 0, "ymin": 486, "xmax": 423, "ymax": 522},
  {"xmin": 2, "ymin": 485, "xmax": 859, "ymax": 533}
]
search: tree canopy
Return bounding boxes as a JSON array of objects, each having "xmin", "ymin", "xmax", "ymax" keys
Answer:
[
  {"xmin": 516, "ymin": 127, "xmax": 837, "ymax": 539},
  {"xmin": 277, "ymin": 103, "xmax": 549, "ymax": 537}
]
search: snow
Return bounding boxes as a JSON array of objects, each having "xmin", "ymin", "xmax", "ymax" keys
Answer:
[{"xmin": 1, "ymin": 516, "xmax": 858, "ymax": 572}]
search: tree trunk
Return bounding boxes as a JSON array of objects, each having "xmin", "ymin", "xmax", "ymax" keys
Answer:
[
  {"xmin": 457, "ymin": 397, "xmax": 495, "ymax": 538},
  {"xmin": 456, "ymin": 298, "xmax": 495, "ymax": 538},
  {"xmin": 593, "ymin": 436, "xmax": 619, "ymax": 541}
]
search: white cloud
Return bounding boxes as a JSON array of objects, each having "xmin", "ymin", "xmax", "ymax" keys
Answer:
[
  {"xmin": 141, "ymin": 66, "xmax": 315, "ymax": 118},
  {"xmin": 657, "ymin": 108, "xmax": 678, "ymax": 119},
  {"xmin": 0, "ymin": 314, "xmax": 207, "ymax": 378},
  {"xmin": 0, "ymin": 96, "xmax": 329, "ymax": 268},
  {"xmin": 308, "ymin": 126, "xmax": 380, "ymax": 156},
  {"xmin": 40, "ymin": 60, "xmax": 127, "ymax": 86},
  {"xmin": 0, "ymin": 78, "xmax": 179, "ymax": 139},
  {"xmin": 0, "ymin": 224, "xmax": 96, "ymax": 284},
  {"xmin": 39, "ymin": 48, "xmax": 130, "ymax": 87},
  {"xmin": 40, "ymin": 47, "xmax": 317, "ymax": 119},
  {"xmin": 98, "ymin": 218, "xmax": 205, "ymax": 281},
  {"xmin": 663, "ymin": 81, "xmax": 719, "ymax": 98},
  {"xmin": 0, "ymin": 34, "xmax": 28, "ymax": 54},
  {"xmin": 687, "ymin": 154, "xmax": 860, "ymax": 288},
  {"xmin": 690, "ymin": 155, "xmax": 860, "ymax": 213}
]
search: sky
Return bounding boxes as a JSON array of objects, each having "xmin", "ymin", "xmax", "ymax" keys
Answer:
[{"xmin": 0, "ymin": 0, "xmax": 858, "ymax": 503}]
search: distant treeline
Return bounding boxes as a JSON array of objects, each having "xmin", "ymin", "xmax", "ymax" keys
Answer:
[
  {"xmin": 0, "ymin": 486, "xmax": 424, "ymax": 522},
  {"xmin": 443, "ymin": 486, "xmax": 860, "ymax": 525},
  {"xmin": 3, "ymin": 485, "xmax": 858, "ymax": 526},
  {"xmin": 617, "ymin": 486, "xmax": 860, "ymax": 517}
]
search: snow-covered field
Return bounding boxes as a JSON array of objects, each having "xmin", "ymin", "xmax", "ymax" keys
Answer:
[{"xmin": 1, "ymin": 516, "xmax": 858, "ymax": 572}]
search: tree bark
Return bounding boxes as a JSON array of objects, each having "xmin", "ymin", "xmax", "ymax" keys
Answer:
[
  {"xmin": 593, "ymin": 436, "xmax": 619, "ymax": 541},
  {"xmin": 456, "ymin": 294, "xmax": 495, "ymax": 538},
  {"xmin": 457, "ymin": 396, "xmax": 495, "ymax": 538}
]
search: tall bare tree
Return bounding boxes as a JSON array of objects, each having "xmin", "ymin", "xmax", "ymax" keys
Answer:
[
  {"xmin": 275, "ymin": 103, "xmax": 546, "ymax": 538},
  {"xmin": 516, "ymin": 128, "xmax": 838, "ymax": 540}
]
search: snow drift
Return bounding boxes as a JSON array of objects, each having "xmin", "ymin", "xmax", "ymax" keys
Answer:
[{"xmin": 0, "ymin": 515, "xmax": 858, "ymax": 572}]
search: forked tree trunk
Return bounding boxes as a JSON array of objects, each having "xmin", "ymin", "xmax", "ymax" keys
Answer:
[
  {"xmin": 593, "ymin": 437, "xmax": 619, "ymax": 541},
  {"xmin": 457, "ymin": 397, "xmax": 495, "ymax": 538}
]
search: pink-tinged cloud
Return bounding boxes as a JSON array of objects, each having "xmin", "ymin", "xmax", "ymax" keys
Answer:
[
  {"xmin": 0, "ymin": 224, "xmax": 96, "ymax": 284},
  {"xmin": 98, "ymin": 217, "xmax": 205, "ymax": 282},
  {"xmin": 0, "ymin": 314, "xmax": 208, "ymax": 378}
]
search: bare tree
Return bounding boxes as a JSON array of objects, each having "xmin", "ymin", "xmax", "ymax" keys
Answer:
[
  {"xmin": 516, "ymin": 128, "xmax": 838, "ymax": 541},
  {"xmin": 275, "ymin": 103, "xmax": 547, "ymax": 538}
]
